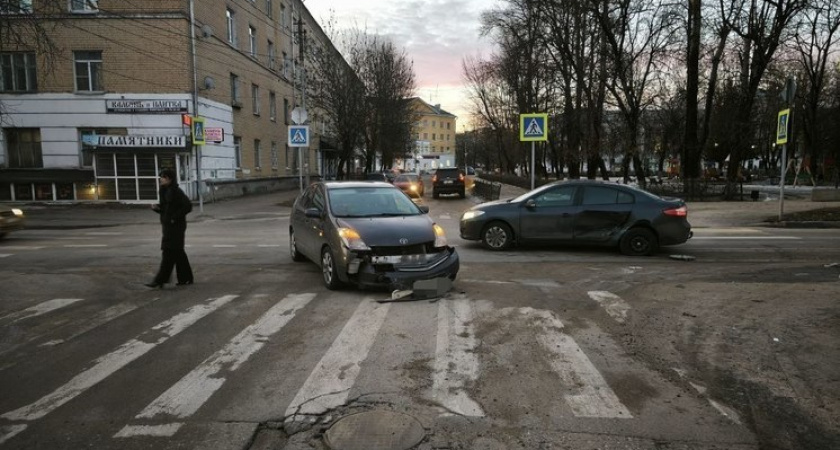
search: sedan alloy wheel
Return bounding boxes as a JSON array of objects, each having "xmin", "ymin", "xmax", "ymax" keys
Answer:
[{"xmin": 481, "ymin": 222, "xmax": 513, "ymax": 250}]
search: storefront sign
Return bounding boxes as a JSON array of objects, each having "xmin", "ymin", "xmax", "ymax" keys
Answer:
[
  {"xmin": 87, "ymin": 135, "xmax": 187, "ymax": 148},
  {"xmin": 106, "ymin": 99, "xmax": 189, "ymax": 114}
]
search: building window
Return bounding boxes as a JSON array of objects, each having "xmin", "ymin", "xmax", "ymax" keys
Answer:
[
  {"xmin": 254, "ymin": 139, "xmax": 261, "ymax": 169},
  {"xmin": 234, "ymin": 136, "xmax": 242, "ymax": 168},
  {"xmin": 1, "ymin": 0, "xmax": 32, "ymax": 13},
  {"xmin": 280, "ymin": 3, "xmax": 287, "ymax": 29},
  {"xmin": 432, "ymin": 133, "xmax": 436, "ymax": 140},
  {"xmin": 423, "ymin": 133, "xmax": 428, "ymax": 140},
  {"xmin": 284, "ymin": 98, "xmax": 290, "ymax": 124},
  {"xmin": 230, "ymin": 73, "xmax": 241, "ymax": 106},
  {"xmin": 74, "ymin": 51, "xmax": 102, "ymax": 92},
  {"xmin": 4, "ymin": 128, "xmax": 42, "ymax": 168},
  {"xmin": 79, "ymin": 128, "xmax": 107, "ymax": 167},
  {"xmin": 269, "ymin": 91, "xmax": 276, "ymax": 121},
  {"xmin": 268, "ymin": 40, "xmax": 276, "ymax": 70},
  {"xmin": 1, "ymin": 52, "xmax": 37, "ymax": 92},
  {"xmin": 249, "ymin": 26, "xmax": 257, "ymax": 58},
  {"xmin": 282, "ymin": 51, "xmax": 289, "ymax": 78},
  {"xmin": 70, "ymin": 0, "xmax": 98, "ymax": 12},
  {"xmin": 447, "ymin": 122, "xmax": 451, "ymax": 130},
  {"xmin": 226, "ymin": 9, "xmax": 236, "ymax": 46},
  {"xmin": 252, "ymin": 84, "xmax": 260, "ymax": 115},
  {"xmin": 266, "ymin": 0, "xmax": 272, "ymax": 18},
  {"xmin": 271, "ymin": 141, "xmax": 278, "ymax": 169}
]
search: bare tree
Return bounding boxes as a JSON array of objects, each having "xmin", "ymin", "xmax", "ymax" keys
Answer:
[
  {"xmin": 789, "ymin": 0, "xmax": 840, "ymax": 179},
  {"xmin": 719, "ymin": 0, "xmax": 807, "ymax": 197},
  {"xmin": 590, "ymin": 0, "xmax": 681, "ymax": 188}
]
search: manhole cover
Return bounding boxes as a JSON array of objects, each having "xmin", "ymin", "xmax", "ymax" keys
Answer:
[{"xmin": 324, "ymin": 410, "xmax": 425, "ymax": 450}]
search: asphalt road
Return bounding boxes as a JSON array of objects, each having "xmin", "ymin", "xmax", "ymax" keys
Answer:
[{"xmin": 1, "ymin": 191, "xmax": 838, "ymax": 450}]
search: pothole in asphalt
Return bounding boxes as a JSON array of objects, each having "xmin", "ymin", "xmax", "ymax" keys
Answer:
[{"xmin": 324, "ymin": 410, "xmax": 425, "ymax": 450}]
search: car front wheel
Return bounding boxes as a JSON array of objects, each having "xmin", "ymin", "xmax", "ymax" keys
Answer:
[
  {"xmin": 619, "ymin": 227, "xmax": 658, "ymax": 256},
  {"xmin": 481, "ymin": 222, "xmax": 513, "ymax": 250},
  {"xmin": 321, "ymin": 246, "xmax": 344, "ymax": 290}
]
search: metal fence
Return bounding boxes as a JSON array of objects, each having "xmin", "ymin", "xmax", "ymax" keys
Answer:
[{"xmin": 472, "ymin": 178, "xmax": 502, "ymax": 201}]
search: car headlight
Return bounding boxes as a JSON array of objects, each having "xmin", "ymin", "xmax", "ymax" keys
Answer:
[
  {"xmin": 410, "ymin": 184, "xmax": 417, "ymax": 191},
  {"xmin": 461, "ymin": 210, "xmax": 485, "ymax": 221},
  {"xmin": 337, "ymin": 227, "xmax": 370, "ymax": 251},
  {"xmin": 12, "ymin": 208, "xmax": 24, "ymax": 217},
  {"xmin": 433, "ymin": 224, "xmax": 448, "ymax": 247}
]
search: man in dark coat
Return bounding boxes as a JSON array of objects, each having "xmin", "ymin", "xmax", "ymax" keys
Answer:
[{"xmin": 146, "ymin": 169, "xmax": 194, "ymax": 287}]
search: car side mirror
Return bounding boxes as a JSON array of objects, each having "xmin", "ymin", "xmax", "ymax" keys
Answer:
[
  {"xmin": 304, "ymin": 208, "xmax": 322, "ymax": 219},
  {"xmin": 525, "ymin": 199, "xmax": 537, "ymax": 209},
  {"xmin": 418, "ymin": 205, "xmax": 430, "ymax": 214}
]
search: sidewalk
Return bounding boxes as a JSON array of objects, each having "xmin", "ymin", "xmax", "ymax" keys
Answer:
[{"xmin": 14, "ymin": 184, "xmax": 840, "ymax": 231}]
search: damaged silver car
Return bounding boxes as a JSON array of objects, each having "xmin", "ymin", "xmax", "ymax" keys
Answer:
[{"xmin": 289, "ymin": 181, "xmax": 459, "ymax": 290}]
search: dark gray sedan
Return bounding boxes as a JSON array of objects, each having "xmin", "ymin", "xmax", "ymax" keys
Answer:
[
  {"xmin": 290, "ymin": 181, "xmax": 459, "ymax": 290},
  {"xmin": 460, "ymin": 180, "xmax": 691, "ymax": 256}
]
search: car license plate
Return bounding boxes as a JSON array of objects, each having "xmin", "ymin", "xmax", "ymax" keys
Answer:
[{"xmin": 444, "ymin": 180, "xmax": 453, "ymax": 184}]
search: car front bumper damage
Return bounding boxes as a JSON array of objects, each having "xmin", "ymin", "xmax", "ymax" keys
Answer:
[{"xmin": 343, "ymin": 247, "xmax": 460, "ymax": 290}]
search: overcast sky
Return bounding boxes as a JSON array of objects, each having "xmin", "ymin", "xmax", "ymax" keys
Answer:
[{"xmin": 304, "ymin": 0, "xmax": 500, "ymax": 129}]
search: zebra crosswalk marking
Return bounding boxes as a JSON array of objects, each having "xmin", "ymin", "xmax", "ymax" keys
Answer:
[
  {"xmin": 115, "ymin": 293, "xmax": 316, "ymax": 437},
  {"xmin": 528, "ymin": 308, "xmax": 632, "ymax": 418},
  {"xmin": 285, "ymin": 299, "xmax": 390, "ymax": 419},
  {"xmin": 1, "ymin": 298, "xmax": 84, "ymax": 323},
  {"xmin": 587, "ymin": 291, "xmax": 631, "ymax": 323},
  {"xmin": 432, "ymin": 297, "xmax": 484, "ymax": 416},
  {"xmin": 1, "ymin": 295, "xmax": 238, "ymax": 422}
]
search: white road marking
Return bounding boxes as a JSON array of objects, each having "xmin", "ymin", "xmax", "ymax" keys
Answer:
[
  {"xmin": 622, "ymin": 266, "xmax": 643, "ymax": 274},
  {"xmin": 0, "ymin": 425, "xmax": 27, "ymax": 445},
  {"xmin": 439, "ymin": 214, "xmax": 452, "ymax": 220},
  {"xmin": 432, "ymin": 298, "xmax": 484, "ymax": 417},
  {"xmin": 0, "ymin": 254, "xmax": 11, "ymax": 258},
  {"xmin": 113, "ymin": 424, "xmax": 183, "ymax": 438},
  {"xmin": 285, "ymin": 299, "xmax": 390, "ymax": 419},
  {"xmin": 55, "ymin": 237, "xmax": 94, "ymax": 240},
  {"xmin": 85, "ymin": 232, "xmax": 123, "ymax": 236},
  {"xmin": 460, "ymin": 279, "xmax": 515, "ymax": 285},
  {"xmin": 124, "ymin": 293, "xmax": 315, "ymax": 428},
  {"xmin": 63, "ymin": 244, "xmax": 108, "ymax": 248},
  {"xmin": 1, "ymin": 301, "xmax": 150, "ymax": 357},
  {"xmin": 527, "ymin": 308, "xmax": 632, "ymax": 418},
  {"xmin": 212, "ymin": 244, "xmax": 236, "ymax": 248},
  {"xmin": 691, "ymin": 236, "xmax": 800, "ymax": 240},
  {"xmin": 0, "ymin": 295, "xmax": 238, "ymax": 422},
  {"xmin": 708, "ymin": 399, "xmax": 742, "ymax": 425},
  {"xmin": 587, "ymin": 291, "xmax": 631, "ymax": 323},
  {"xmin": 1, "ymin": 298, "xmax": 84, "ymax": 323},
  {"xmin": 257, "ymin": 244, "xmax": 281, "ymax": 247},
  {"xmin": 0, "ymin": 246, "xmax": 44, "ymax": 250}
]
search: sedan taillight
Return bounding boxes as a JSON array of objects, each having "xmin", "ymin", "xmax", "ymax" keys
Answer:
[
  {"xmin": 459, "ymin": 173, "xmax": 465, "ymax": 182},
  {"xmin": 663, "ymin": 206, "xmax": 687, "ymax": 217},
  {"xmin": 432, "ymin": 175, "xmax": 438, "ymax": 183}
]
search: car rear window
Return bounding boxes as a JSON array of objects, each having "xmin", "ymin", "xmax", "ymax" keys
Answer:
[{"xmin": 436, "ymin": 169, "xmax": 460, "ymax": 176}]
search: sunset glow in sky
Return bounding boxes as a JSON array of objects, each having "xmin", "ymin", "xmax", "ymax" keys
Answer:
[{"xmin": 304, "ymin": 0, "xmax": 500, "ymax": 128}]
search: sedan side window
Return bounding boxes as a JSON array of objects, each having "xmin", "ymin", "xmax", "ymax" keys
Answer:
[
  {"xmin": 534, "ymin": 186, "xmax": 576, "ymax": 207},
  {"xmin": 582, "ymin": 186, "xmax": 620, "ymax": 205},
  {"xmin": 617, "ymin": 190, "xmax": 635, "ymax": 204}
]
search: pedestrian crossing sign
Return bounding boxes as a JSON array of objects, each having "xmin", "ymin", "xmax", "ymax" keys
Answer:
[
  {"xmin": 520, "ymin": 113, "xmax": 548, "ymax": 142},
  {"xmin": 288, "ymin": 125, "xmax": 309, "ymax": 147}
]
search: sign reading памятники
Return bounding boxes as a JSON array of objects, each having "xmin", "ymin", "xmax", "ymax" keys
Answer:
[{"xmin": 83, "ymin": 135, "xmax": 187, "ymax": 148}]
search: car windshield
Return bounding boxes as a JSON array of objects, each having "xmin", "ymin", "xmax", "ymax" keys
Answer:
[
  {"xmin": 395, "ymin": 174, "xmax": 418, "ymax": 183},
  {"xmin": 329, "ymin": 187, "xmax": 423, "ymax": 217}
]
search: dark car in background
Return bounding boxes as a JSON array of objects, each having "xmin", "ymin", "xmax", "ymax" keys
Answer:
[
  {"xmin": 460, "ymin": 180, "xmax": 691, "ymax": 256},
  {"xmin": 289, "ymin": 181, "xmax": 459, "ymax": 290},
  {"xmin": 432, "ymin": 168, "xmax": 465, "ymax": 199},
  {"xmin": 0, "ymin": 206, "xmax": 25, "ymax": 239},
  {"xmin": 393, "ymin": 173, "xmax": 425, "ymax": 197}
]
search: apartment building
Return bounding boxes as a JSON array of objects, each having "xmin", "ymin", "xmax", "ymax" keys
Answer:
[
  {"xmin": 0, "ymin": 0, "xmax": 339, "ymax": 203},
  {"xmin": 407, "ymin": 97, "xmax": 457, "ymax": 172}
]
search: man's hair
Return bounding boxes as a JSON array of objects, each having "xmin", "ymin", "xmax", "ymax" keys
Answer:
[{"xmin": 159, "ymin": 169, "xmax": 177, "ymax": 180}]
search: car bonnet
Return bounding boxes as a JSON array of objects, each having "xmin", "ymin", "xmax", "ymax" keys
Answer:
[{"xmin": 336, "ymin": 215, "xmax": 437, "ymax": 247}]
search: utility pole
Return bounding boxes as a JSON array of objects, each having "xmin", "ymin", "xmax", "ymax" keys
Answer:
[
  {"xmin": 189, "ymin": 0, "xmax": 203, "ymax": 212},
  {"xmin": 294, "ymin": 4, "xmax": 309, "ymax": 190}
]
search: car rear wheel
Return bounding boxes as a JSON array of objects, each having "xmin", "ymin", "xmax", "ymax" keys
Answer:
[
  {"xmin": 321, "ymin": 246, "xmax": 344, "ymax": 290},
  {"xmin": 619, "ymin": 227, "xmax": 658, "ymax": 256},
  {"xmin": 481, "ymin": 222, "xmax": 513, "ymax": 250},
  {"xmin": 433, "ymin": 190, "xmax": 440, "ymax": 199},
  {"xmin": 289, "ymin": 229, "xmax": 305, "ymax": 262}
]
